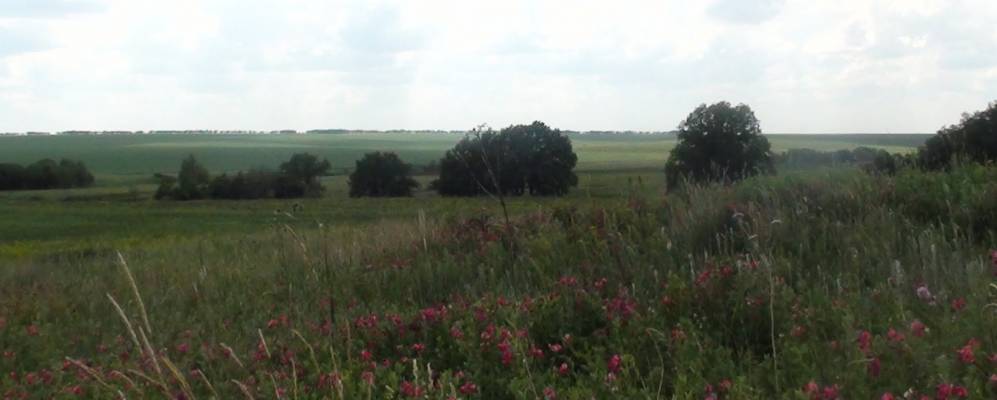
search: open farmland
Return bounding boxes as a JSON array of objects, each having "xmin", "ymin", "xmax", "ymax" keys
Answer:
[{"xmin": 3, "ymin": 131, "xmax": 995, "ymax": 399}]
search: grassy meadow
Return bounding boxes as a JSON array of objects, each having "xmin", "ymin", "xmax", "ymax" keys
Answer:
[{"xmin": 2, "ymin": 132, "xmax": 996, "ymax": 399}]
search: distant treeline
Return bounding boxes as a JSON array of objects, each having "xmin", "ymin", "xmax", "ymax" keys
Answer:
[
  {"xmin": 2, "ymin": 129, "xmax": 677, "ymax": 136},
  {"xmin": 0, "ymin": 159, "xmax": 94, "ymax": 191},
  {"xmin": 774, "ymin": 147, "xmax": 890, "ymax": 169},
  {"xmin": 155, "ymin": 153, "xmax": 331, "ymax": 200}
]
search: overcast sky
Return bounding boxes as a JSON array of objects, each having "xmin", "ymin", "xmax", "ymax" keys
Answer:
[{"xmin": 0, "ymin": 0, "xmax": 995, "ymax": 133}]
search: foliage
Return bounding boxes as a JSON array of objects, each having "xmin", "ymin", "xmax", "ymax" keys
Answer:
[
  {"xmin": 774, "ymin": 146, "xmax": 886, "ymax": 170},
  {"xmin": 175, "ymin": 154, "xmax": 212, "ymax": 200},
  {"xmin": 280, "ymin": 153, "xmax": 331, "ymax": 197},
  {"xmin": 155, "ymin": 153, "xmax": 331, "ymax": 200},
  {"xmin": 348, "ymin": 152, "xmax": 419, "ymax": 197},
  {"xmin": 2, "ymin": 165, "xmax": 996, "ymax": 398},
  {"xmin": 665, "ymin": 102, "xmax": 774, "ymax": 190},
  {"xmin": 433, "ymin": 122, "xmax": 578, "ymax": 197},
  {"xmin": 917, "ymin": 100, "xmax": 997, "ymax": 170},
  {"xmin": 0, "ymin": 159, "xmax": 94, "ymax": 191}
]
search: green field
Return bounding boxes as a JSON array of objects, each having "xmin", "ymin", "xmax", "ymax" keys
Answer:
[
  {"xmin": 0, "ymin": 133, "xmax": 928, "ymax": 259},
  {"xmin": 5, "ymin": 132, "xmax": 994, "ymax": 399}
]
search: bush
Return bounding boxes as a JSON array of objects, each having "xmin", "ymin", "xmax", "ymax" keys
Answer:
[
  {"xmin": 665, "ymin": 102, "xmax": 773, "ymax": 190},
  {"xmin": 348, "ymin": 152, "xmax": 419, "ymax": 197},
  {"xmin": 433, "ymin": 122, "xmax": 578, "ymax": 197},
  {"xmin": 0, "ymin": 159, "xmax": 94, "ymax": 191},
  {"xmin": 916, "ymin": 100, "xmax": 997, "ymax": 170},
  {"xmin": 156, "ymin": 153, "xmax": 330, "ymax": 200},
  {"xmin": 279, "ymin": 153, "xmax": 331, "ymax": 198}
]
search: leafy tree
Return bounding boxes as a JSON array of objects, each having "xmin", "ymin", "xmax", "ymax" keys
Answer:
[
  {"xmin": 916, "ymin": 101, "xmax": 997, "ymax": 170},
  {"xmin": 432, "ymin": 121, "xmax": 578, "ymax": 197},
  {"xmin": 348, "ymin": 152, "xmax": 419, "ymax": 197},
  {"xmin": 279, "ymin": 153, "xmax": 331, "ymax": 197},
  {"xmin": 0, "ymin": 159, "xmax": 95, "ymax": 191},
  {"xmin": 0, "ymin": 163, "xmax": 26, "ymax": 190},
  {"xmin": 174, "ymin": 155, "xmax": 211, "ymax": 200},
  {"xmin": 867, "ymin": 149, "xmax": 899, "ymax": 175},
  {"xmin": 664, "ymin": 102, "xmax": 773, "ymax": 189}
]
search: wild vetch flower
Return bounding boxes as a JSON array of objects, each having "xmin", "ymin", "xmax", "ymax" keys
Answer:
[
  {"xmin": 26, "ymin": 325, "xmax": 38, "ymax": 336},
  {"xmin": 822, "ymin": 384, "xmax": 840, "ymax": 399},
  {"xmin": 936, "ymin": 383, "xmax": 968, "ymax": 399},
  {"xmin": 910, "ymin": 320, "xmax": 927, "ymax": 337},
  {"xmin": 175, "ymin": 343, "xmax": 189, "ymax": 354},
  {"xmin": 990, "ymin": 250, "xmax": 997, "ymax": 276},
  {"xmin": 529, "ymin": 346, "xmax": 544, "ymax": 359},
  {"xmin": 803, "ymin": 381, "xmax": 819, "ymax": 396},
  {"xmin": 459, "ymin": 381, "xmax": 477, "ymax": 395},
  {"xmin": 915, "ymin": 285, "xmax": 933, "ymax": 302},
  {"xmin": 956, "ymin": 339, "xmax": 978, "ymax": 364},
  {"xmin": 887, "ymin": 328, "xmax": 905, "ymax": 343},
  {"xmin": 868, "ymin": 357, "xmax": 881, "ymax": 378},
  {"xmin": 880, "ymin": 393, "xmax": 895, "ymax": 400},
  {"xmin": 557, "ymin": 363, "xmax": 569, "ymax": 376},
  {"xmin": 607, "ymin": 354, "xmax": 622, "ymax": 374},
  {"xmin": 361, "ymin": 349, "xmax": 372, "ymax": 361},
  {"xmin": 411, "ymin": 343, "xmax": 425, "ymax": 353},
  {"xmin": 450, "ymin": 326, "xmax": 464, "ymax": 339},
  {"xmin": 671, "ymin": 328, "xmax": 687, "ymax": 342},
  {"xmin": 543, "ymin": 386, "xmax": 557, "ymax": 399},
  {"xmin": 857, "ymin": 330, "xmax": 873, "ymax": 353},
  {"xmin": 950, "ymin": 298, "xmax": 966, "ymax": 312},
  {"xmin": 791, "ymin": 325, "xmax": 807, "ymax": 338},
  {"xmin": 548, "ymin": 343, "xmax": 563, "ymax": 353},
  {"xmin": 400, "ymin": 381, "xmax": 423, "ymax": 397},
  {"xmin": 361, "ymin": 371, "xmax": 374, "ymax": 386}
]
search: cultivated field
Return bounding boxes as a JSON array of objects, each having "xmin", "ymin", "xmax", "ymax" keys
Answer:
[{"xmin": 2, "ymin": 132, "xmax": 995, "ymax": 399}]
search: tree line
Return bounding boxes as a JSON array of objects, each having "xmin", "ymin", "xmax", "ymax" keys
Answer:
[
  {"xmin": 151, "ymin": 121, "xmax": 581, "ymax": 200},
  {"xmin": 661, "ymin": 99, "xmax": 997, "ymax": 189},
  {"xmin": 155, "ymin": 154, "xmax": 331, "ymax": 200},
  {"xmin": 0, "ymin": 159, "xmax": 94, "ymax": 191}
]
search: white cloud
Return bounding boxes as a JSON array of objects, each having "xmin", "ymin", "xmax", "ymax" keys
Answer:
[{"xmin": 0, "ymin": 0, "xmax": 995, "ymax": 133}]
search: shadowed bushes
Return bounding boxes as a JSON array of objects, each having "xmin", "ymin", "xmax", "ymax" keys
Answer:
[{"xmin": 0, "ymin": 159, "xmax": 94, "ymax": 191}]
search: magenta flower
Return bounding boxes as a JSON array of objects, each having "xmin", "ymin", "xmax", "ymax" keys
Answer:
[{"xmin": 607, "ymin": 354, "xmax": 622, "ymax": 374}]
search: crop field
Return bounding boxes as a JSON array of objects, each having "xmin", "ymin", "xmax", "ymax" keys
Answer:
[
  {"xmin": 0, "ymin": 133, "xmax": 928, "ymax": 260},
  {"xmin": 2, "ymin": 132, "xmax": 995, "ymax": 399}
]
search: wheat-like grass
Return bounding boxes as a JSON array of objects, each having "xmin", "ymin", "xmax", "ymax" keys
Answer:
[
  {"xmin": 65, "ymin": 357, "xmax": 124, "ymax": 397},
  {"xmin": 220, "ymin": 342, "xmax": 246, "ymax": 369},
  {"xmin": 231, "ymin": 379, "xmax": 255, "ymax": 400},
  {"xmin": 137, "ymin": 327, "xmax": 164, "ymax": 380},
  {"xmin": 257, "ymin": 329, "xmax": 272, "ymax": 359},
  {"xmin": 117, "ymin": 251, "xmax": 153, "ymax": 337},
  {"xmin": 161, "ymin": 356, "xmax": 195, "ymax": 399}
]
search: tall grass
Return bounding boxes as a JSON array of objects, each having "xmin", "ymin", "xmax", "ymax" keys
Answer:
[{"xmin": 0, "ymin": 166, "xmax": 994, "ymax": 398}]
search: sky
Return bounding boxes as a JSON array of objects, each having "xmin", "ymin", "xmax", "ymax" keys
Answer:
[{"xmin": 0, "ymin": 0, "xmax": 995, "ymax": 133}]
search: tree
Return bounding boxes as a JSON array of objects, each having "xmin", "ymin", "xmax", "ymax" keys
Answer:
[
  {"xmin": 348, "ymin": 152, "xmax": 419, "ymax": 197},
  {"xmin": 174, "ymin": 155, "xmax": 211, "ymax": 200},
  {"xmin": 916, "ymin": 101, "xmax": 997, "ymax": 170},
  {"xmin": 432, "ymin": 121, "xmax": 578, "ymax": 197},
  {"xmin": 664, "ymin": 102, "xmax": 773, "ymax": 190},
  {"xmin": 279, "ymin": 153, "xmax": 331, "ymax": 197}
]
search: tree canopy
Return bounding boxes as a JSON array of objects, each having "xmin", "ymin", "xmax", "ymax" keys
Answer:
[
  {"xmin": 432, "ymin": 121, "xmax": 578, "ymax": 197},
  {"xmin": 0, "ymin": 159, "xmax": 94, "ymax": 191},
  {"xmin": 664, "ymin": 102, "xmax": 773, "ymax": 189},
  {"xmin": 917, "ymin": 101, "xmax": 997, "ymax": 170},
  {"xmin": 348, "ymin": 152, "xmax": 419, "ymax": 197},
  {"xmin": 156, "ymin": 153, "xmax": 331, "ymax": 200}
]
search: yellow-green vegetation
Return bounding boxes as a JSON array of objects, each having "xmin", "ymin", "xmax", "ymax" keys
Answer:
[{"xmin": 5, "ymin": 132, "xmax": 995, "ymax": 399}]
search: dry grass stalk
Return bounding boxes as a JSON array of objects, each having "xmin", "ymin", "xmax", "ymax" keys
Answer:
[{"xmin": 117, "ymin": 251, "xmax": 153, "ymax": 336}]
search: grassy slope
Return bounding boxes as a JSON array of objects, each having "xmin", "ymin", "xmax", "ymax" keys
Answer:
[
  {"xmin": 0, "ymin": 165, "xmax": 993, "ymax": 398},
  {"xmin": 0, "ymin": 132, "xmax": 928, "ymax": 259}
]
